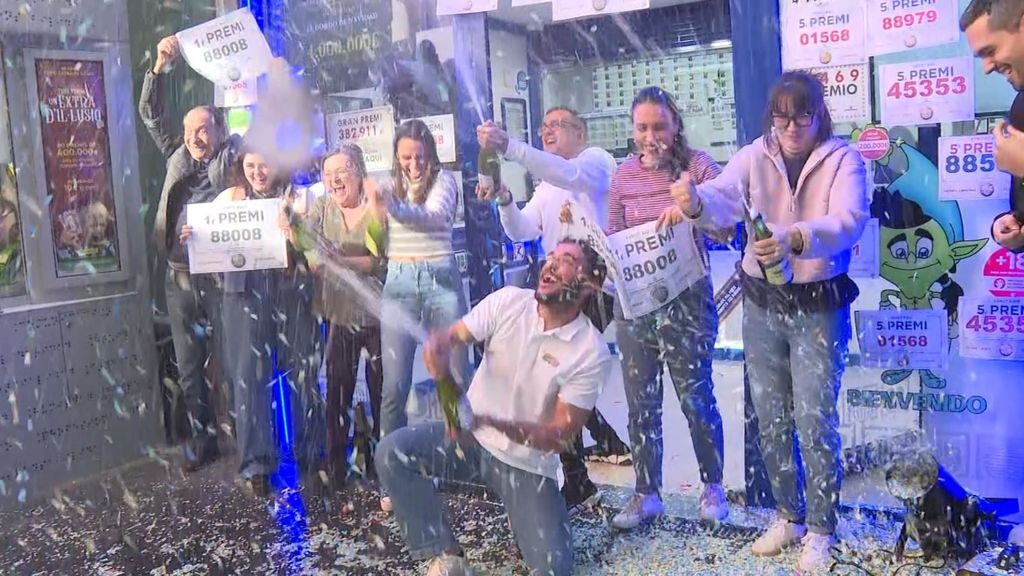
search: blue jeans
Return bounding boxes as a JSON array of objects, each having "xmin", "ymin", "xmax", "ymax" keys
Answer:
[
  {"xmin": 165, "ymin": 270, "xmax": 223, "ymax": 462},
  {"xmin": 376, "ymin": 422, "xmax": 573, "ymax": 575},
  {"xmin": 380, "ymin": 257, "xmax": 469, "ymax": 437},
  {"xmin": 616, "ymin": 277, "xmax": 724, "ymax": 494},
  {"xmin": 743, "ymin": 298, "xmax": 850, "ymax": 534}
]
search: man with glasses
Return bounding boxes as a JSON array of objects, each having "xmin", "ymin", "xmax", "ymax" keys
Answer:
[
  {"xmin": 476, "ymin": 108, "xmax": 630, "ymax": 518},
  {"xmin": 962, "ymin": 0, "xmax": 1024, "ymax": 251}
]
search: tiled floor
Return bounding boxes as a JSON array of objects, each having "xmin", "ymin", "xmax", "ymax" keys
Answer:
[{"xmin": 0, "ymin": 449, "xmax": 960, "ymax": 576}]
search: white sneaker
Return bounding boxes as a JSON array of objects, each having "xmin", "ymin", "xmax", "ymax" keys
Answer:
[
  {"xmin": 426, "ymin": 553, "xmax": 475, "ymax": 576},
  {"xmin": 380, "ymin": 496, "xmax": 392, "ymax": 513},
  {"xmin": 699, "ymin": 483, "xmax": 729, "ymax": 521},
  {"xmin": 750, "ymin": 519, "xmax": 807, "ymax": 556},
  {"xmin": 798, "ymin": 532, "xmax": 836, "ymax": 572},
  {"xmin": 611, "ymin": 493, "xmax": 664, "ymax": 530}
]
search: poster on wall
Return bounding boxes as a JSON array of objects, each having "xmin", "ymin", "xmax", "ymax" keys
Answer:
[
  {"xmin": 879, "ymin": 57, "xmax": 975, "ymax": 126},
  {"xmin": 958, "ymin": 297, "xmax": 1024, "ymax": 360},
  {"xmin": 551, "ymin": 0, "xmax": 650, "ymax": 22},
  {"xmin": 865, "ymin": 0, "xmax": 959, "ymax": 56},
  {"xmin": 804, "ymin": 63, "xmax": 870, "ymax": 122},
  {"xmin": 780, "ymin": 0, "xmax": 867, "ymax": 70},
  {"xmin": 0, "ymin": 47, "xmax": 25, "ymax": 299},
  {"xmin": 35, "ymin": 58, "xmax": 122, "ymax": 278},
  {"xmin": 326, "ymin": 106, "xmax": 395, "ymax": 173},
  {"xmin": 437, "ymin": 0, "xmax": 498, "ymax": 16},
  {"xmin": 411, "ymin": 114, "xmax": 456, "ymax": 163},
  {"xmin": 937, "ymin": 135, "xmax": 1011, "ymax": 201},
  {"xmin": 856, "ymin": 309, "xmax": 949, "ymax": 370},
  {"xmin": 214, "ymin": 79, "xmax": 258, "ymax": 109},
  {"xmin": 283, "ymin": 0, "xmax": 392, "ymax": 94},
  {"xmin": 849, "ymin": 217, "xmax": 880, "ymax": 277}
]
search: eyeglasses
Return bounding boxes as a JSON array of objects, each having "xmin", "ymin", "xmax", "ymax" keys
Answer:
[
  {"xmin": 538, "ymin": 120, "xmax": 583, "ymax": 135},
  {"xmin": 771, "ymin": 113, "xmax": 815, "ymax": 129}
]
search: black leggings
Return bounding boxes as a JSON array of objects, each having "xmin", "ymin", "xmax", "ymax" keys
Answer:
[{"xmin": 325, "ymin": 322, "xmax": 383, "ymax": 477}]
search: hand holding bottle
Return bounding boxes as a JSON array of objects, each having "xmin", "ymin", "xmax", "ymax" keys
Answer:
[
  {"xmin": 476, "ymin": 120, "xmax": 510, "ymax": 154},
  {"xmin": 670, "ymin": 173, "xmax": 701, "ymax": 216},
  {"xmin": 752, "ymin": 225, "xmax": 803, "ymax": 266}
]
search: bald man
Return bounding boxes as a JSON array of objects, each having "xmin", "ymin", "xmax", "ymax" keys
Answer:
[{"xmin": 139, "ymin": 35, "xmax": 242, "ymax": 474}]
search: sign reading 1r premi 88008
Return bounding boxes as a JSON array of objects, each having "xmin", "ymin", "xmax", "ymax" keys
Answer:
[{"xmin": 176, "ymin": 8, "xmax": 273, "ymax": 86}]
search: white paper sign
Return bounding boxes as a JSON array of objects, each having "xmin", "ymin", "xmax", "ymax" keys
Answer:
[
  {"xmin": 214, "ymin": 78, "xmax": 258, "ymax": 108},
  {"xmin": 512, "ymin": 0, "xmax": 549, "ymax": 6},
  {"xmin": 849, "ymin": 218, "xmax": 880, "ymax": 278},
  {"xmin": 551, "ymin": 0, "xmax": 650, "ymax": 22},
  {"xmin": 856, "ymin": 309, "xmax": 949, "ymax": 370},
  {"xmin": 176, "ymin": 8, "xmax": 273, "ymax": 86},
  {"xmin": 866, "ymin": 0, "xmax": 959, "ymax": 56},
  {"xmin": 413, "ymin": 114, "xmax": 456, "ymax": 164},
  {"xmin": 781, "ymin": 0, "xmax": 867, "ymax": 70},
  {"xmin": 804, "ymin": 63, "xmax": 870, "ymax": 122},
  {"xmin": 326, "ymin": 106, "xmax": 396, "ymax": 173},
  {"xmin": 437, "ymin": 0, "xmax": 498, "ymax": 16},
  {"xmin": 879, "ymin": 57, "xmax": 975, "ymax": 126},
  {"xmin": 937, "ymin": 135, "xmax": 1011, "ymax": 201},
  {"xmin": 958, "ymin": 297, "xmax": 1024, "ymax": 360},
  {"xmin": 607, "ymin": 221, "xmax": 705, "ymax": 319},
  {"xmin": 186, "ymin": 198, "xmax": 287, "ymax": 274}
]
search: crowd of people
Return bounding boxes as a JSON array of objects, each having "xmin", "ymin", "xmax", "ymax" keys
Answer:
[{"xmin": 137, "ymin": 0, "xmax": 1024, "ymax": 571}]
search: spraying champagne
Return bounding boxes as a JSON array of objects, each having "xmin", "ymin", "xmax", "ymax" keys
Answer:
[{"xmin": 744, "ymin": 196, "xmax": 793, "ymax": 285}]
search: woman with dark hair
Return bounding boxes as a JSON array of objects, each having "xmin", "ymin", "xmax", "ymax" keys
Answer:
[
  {"xmin": 180, "ymin": 146, "xmax": 320, "ymax": 495},
  {"xmin": 302, "ymin": 144, "xmax": 386, "ymax": 488},
  {"xmin": 370, "ymin": 119, "xmax": 468, "ymax": 511},
  {"xmin": 607, "ymin": 86, "xmax": 728, "ymax": 531},
  {"xmin": 675, "ymin": 71, "xmax": 869, "ymax": 571}
]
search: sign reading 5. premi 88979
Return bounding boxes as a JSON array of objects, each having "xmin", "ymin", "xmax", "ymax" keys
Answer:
[{"xmin": 938, "ymin": 135, "xmax": 1011, "ymax": 201}]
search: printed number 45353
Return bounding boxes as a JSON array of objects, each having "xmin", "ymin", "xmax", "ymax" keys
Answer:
[{"xmin": 886, "ymin": 76, "xmax": 967, "ymax": 99}]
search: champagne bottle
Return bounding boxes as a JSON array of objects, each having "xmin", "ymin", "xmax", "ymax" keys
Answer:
[
  {"xmin": 744, "ymin": 197, "xmax": 793, "ymax": 285},
  {"xmin": 436, "ymin": 374, "xmax": 463, "ymax": 432},
  {"xmin": 478, "ymin": 146, "xmax": 502, "ymax": 198}
]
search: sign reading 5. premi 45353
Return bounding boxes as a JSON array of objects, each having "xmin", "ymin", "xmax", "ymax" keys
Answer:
[
  {"xmin": 856, "ymin": 309, "xmax": 948, "ymax": 370},
  {"xmin": 958, "ymin": 297, "xmax": 1024, "ymax": 360},
  {"xmin": 879, "ymin": 57, "xmax": 974, "ymax": 126}
]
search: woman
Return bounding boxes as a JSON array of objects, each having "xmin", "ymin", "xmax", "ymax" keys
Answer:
[
  {"xmin": 373, "ymin": 119, "xmax": 468, "ymax": 510},
  {"xmin": 303, "ymin": 144, "xmax": 386, "ymax": 488},
  {"xmin": 678, "ymin": 71, "xmax": 868, "ymax": 571},
  {"xmin": 181, "ymin": 147, "xmax": 320, "ymax": 495},
  {"xmin": 607, "ymin": 86, "xmax": 727, "ymax": 531}
]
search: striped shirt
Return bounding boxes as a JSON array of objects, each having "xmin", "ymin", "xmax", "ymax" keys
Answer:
[
  {"xmin": 385, "ymin": 170, "xmax": 458, "ymax": 259},
  {"xmin": 607, "ymin": 150, "xmax": 722, "ymax": 234}
]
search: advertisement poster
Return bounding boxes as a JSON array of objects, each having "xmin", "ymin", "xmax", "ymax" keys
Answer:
[
  {"xmin": 186, "ymin": 199, "xmax": 287, "ymax": 274},
  {"xmin": 35, "ymin": 58, "xmax": 121, "ymax": 278},
  {"xmin": 781, "ymin": 0, "xmax": 867, "ymax": 70},
  {"xmin": 937, "ymin": 135, "xmax": 1011, "ymax": 201},
  {"xmin": 849, "ymin": 217, "xmax": 880, "ymax": 277},
  {"xmin": 879, "ymin": 57, "xmax": 975, "ymax": 126},
  {"xmin": 176, "ymin": 8, "xmax": 272, "ymax": 86},
  {"xmin": 982, "ymin": 247, "xmax": 1024, "ymax": 298},
  {"xmin": 958, "ymin": 297, "xmax": 1024, "ymax": 360},
  {"xmin": 326, "ymin": 106, "xmax": 395, "ymax": 172},
  {"xmin": 865, "ymin": 0, "xmax": 959, "ymax": 56},
  {"xmin": 804, "ymin": 63, "xmax": 870, "ymax": 122},
  {"xmin": 856, "ymin": 309, "xmax": 949, "ymax": 370},
  {"xmin": 283, "ymin": 0, "xmax": 392, "ymax": 94},
  {"xmin": 0, "ymin": 47, "xmax": 25, "ymax": 298}
]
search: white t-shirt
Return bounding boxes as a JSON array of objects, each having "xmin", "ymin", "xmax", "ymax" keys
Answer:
[
  {"xmin": 498, "ymin": 139, "xmax": 616, "ymax": 256},
  {"xmin": 462, "ymin": 286, "xmax": 611, "ymax": 479}
]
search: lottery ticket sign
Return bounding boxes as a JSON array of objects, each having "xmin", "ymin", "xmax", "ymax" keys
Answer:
[
  {"xmin": 958, "ymin": 297, "xmax": 1024, "ymax": 360},
  {"xmin": 176, "ymin": 8, "xmax": 272, "ymax": 86},
  {"xmin": 186, "ymin": 198, "xmax": 287, "ymax": 274},
  {"xmin": 879, "ymin": 57, "xmax": 974, "ymax": 126},
  {"xmin": 781, "ymin": 0, "xmax": 867, "ymax": 70},
  {"xmin": 866, "ymin": 0, "xmax": 959, "ymax": 56},
  {"xmin": 805, "ymin": 64, "xmax": 870, "ymax": 122},
  {"xmin": 607, "ymin": 222, "xmax": 706, "ymax": 319},
  {"xmin": 938, "ymin": 135, "xmax": 1011, "ymax": 201},
  {"xmin": 412, "ymin": 115, "xmax": 456, "ymax": 164},
  {"xmin": 326, "ymin": 106, "xmax": 395, "ymax": 173},
  {"xmin": 856, "ymin": 309, "xmax": 948, "ymax": 370},
  {"xmin": 849, "ymin": 218, "xmax": 880, "ymax": 278}
]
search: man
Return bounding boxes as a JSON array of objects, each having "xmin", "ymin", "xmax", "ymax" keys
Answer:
[
  {"xmin": 476, "ymin": 109, "xmax": 631, "ymax": 517},
  {"xmin": 139, "ymin": 36, "xmax": 241, "ymax": 475},
  {"xmin": 376, "ymin": 239, "xmax": 612, "ymax": 576},
  {"xmin": 962, "ymin": 0, "xmax": 1024, "ymax": 251}
]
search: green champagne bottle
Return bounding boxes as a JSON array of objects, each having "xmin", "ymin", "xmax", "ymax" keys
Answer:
[
  {"xmin": 478, "ymin": 147, "xmax": 502, "ymax": 197},
  {"xmin": 744, "ymin": 197, "xmax": 793, "ymax": 285},
  {"xmin": 436, "ymin": 374, "xmax": 463, "ymax": 432}
]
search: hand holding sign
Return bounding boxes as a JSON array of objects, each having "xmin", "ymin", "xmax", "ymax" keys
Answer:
[
  {"xmin": 175, "ymin": 8, "xmax": 272, "ymax": 86},
  {"xmin": 154, "ymin": 36, "xmax": 181, "ymax": 74}
]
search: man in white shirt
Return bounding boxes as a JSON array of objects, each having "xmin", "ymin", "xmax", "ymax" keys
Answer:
[
  {"xmin": 477, "ymin": 109, "xmax": 631, "ymax": 516},
  {"xmin": 375, "ymin": 239, "xmax": 612, "ymax": 576}
]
